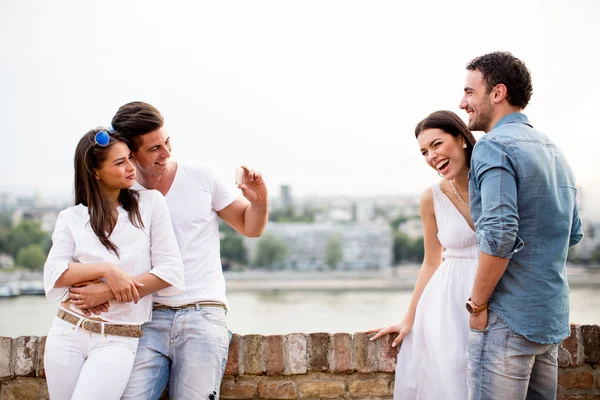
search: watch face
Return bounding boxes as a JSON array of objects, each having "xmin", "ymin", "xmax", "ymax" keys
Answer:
[{"xmin": 466, "ymin": 302, "xmax": 475, "ymax": 314}]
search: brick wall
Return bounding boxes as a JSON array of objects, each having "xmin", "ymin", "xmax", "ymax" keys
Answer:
[{"xmin": 1, "ymin": 325, "xmax": 598, "ymax": 399}]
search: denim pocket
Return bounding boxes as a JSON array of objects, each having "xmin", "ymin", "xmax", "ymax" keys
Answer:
[
  {"xmin": 504, "ymin": 331, "xmax": 535, "ymax": 378},
  {"xmin": 200, "ymin": 307, "xmax": 227, "ymax": 328},
  {"xmin": 469, "ymin": 310, "xmax": 500, "ymax": 334}
]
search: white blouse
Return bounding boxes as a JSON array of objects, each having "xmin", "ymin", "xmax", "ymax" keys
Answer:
[{"xmin": 43, "ymin": 190, "xmax": 185, "ymax": 324}]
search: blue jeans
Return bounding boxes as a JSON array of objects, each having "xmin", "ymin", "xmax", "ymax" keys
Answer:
[
  {"xmin": 467, "ymin": 310, "xmax": 559, "ymax": 400},
  {"xmin": 122, "ymin": 304, "xmax": 231, "ymax": 400}
]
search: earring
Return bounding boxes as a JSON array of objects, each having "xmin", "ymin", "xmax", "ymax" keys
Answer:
[{"xmin": 462, "ymin": 143, "xmax": 467, "ymax": 149}]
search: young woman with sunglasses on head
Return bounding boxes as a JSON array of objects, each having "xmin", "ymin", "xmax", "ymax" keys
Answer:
[{"xmin": 43, "ymin": 128, "xmax": 184, "ymax": 400}]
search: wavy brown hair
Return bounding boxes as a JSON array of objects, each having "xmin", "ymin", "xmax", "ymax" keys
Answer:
[
  {"xmin": 73, "ymin": 128, "xmax": 144, "ymax": 257},
  {"xmin": 415, "ymin": 110, "xmax": 477, "ymax": 165}
]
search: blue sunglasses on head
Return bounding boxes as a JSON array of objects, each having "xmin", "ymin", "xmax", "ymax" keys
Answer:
[{"xmin": 94, "ymin": 126, "xmax": 115, "ymax": 147}]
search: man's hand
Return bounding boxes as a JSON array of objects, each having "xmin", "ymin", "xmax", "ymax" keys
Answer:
[
  {"xmin": 69, "ymin": 281, "xmax": 114, "ymax": 312},
  {"xmin": 469, "ymin": 308, "xmax": 488, "ymax": 331},
  {"xmin": 104, "ymin": 263, "xmax": 144, "ymax": 303},
  {"xmin": 237, "ymin": 165, "xmax": 268, "ymax": 206}
]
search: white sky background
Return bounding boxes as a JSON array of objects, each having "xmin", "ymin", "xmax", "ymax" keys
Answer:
[{"xmin": 1, "ymin": 1, "xmax": 599, "ymax": 213}]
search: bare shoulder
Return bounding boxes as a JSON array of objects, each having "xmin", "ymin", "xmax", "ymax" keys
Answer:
[{"xmin": 419, "ymin": 187, "xmax": 434, "ymax": 211}]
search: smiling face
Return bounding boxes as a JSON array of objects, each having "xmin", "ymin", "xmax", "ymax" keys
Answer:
[
  {"xmin": 459, "ymin": 70, "xmax": 494, "ymax": 132},
  {"xmin": 130, "ymin": 127, "xmax": 172, "ymax": 178},
  {"xmin": 418, "ymin": 128, "xmax": 468, "ymax": 180},
  {"xmin": 94, "ymin": 141, "xmax": 136, "ymax": 192}
]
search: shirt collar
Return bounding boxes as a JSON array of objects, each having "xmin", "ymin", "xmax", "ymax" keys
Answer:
[{"xmin": 492, "ymin": 112, "xmax": 532, "ymax": 130}]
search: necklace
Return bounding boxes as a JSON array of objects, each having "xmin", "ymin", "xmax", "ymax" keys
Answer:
[{"xmin": 450, "ymin": 180, "xmax": 470, "ymax": 208}]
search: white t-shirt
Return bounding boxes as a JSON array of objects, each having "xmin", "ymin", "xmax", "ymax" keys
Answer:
[
  {"xmin": 43, "ymin": 190, "xmax": 185, "ymax": 324},
  {"xmin": 134, "ymin": 162, "xmax": 236, "ymax": 307}
]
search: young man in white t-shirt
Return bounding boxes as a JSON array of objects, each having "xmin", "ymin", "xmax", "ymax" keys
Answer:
[{"xmin": 70, "ymin": 102, "xmax": 269, "ymax": 399}]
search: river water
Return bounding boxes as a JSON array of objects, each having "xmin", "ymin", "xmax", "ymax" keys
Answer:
[{"xmin": 1, "ymin": 287, "xmax": 598, "ymax": 337}]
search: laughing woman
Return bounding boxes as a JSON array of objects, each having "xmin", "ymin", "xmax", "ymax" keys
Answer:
[
  {"xmin": 367, "ymin": 111, "xmax": 477, "ymax": 399},
  {"xmin": 43, "ymin": 128, "xmax": 184, "ymax": 400}
]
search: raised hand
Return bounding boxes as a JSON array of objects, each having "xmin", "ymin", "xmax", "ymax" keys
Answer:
[
  {"xmin": 364, "ymin": 319, "xmax": 414, "ymax": 348},
  {"xmin": 237, "ymin": 165, "xmax": 268, "ymax": 206},
  {"xmin": 104, "ymin": 263, "xmax": 144, "ymax": 303}
]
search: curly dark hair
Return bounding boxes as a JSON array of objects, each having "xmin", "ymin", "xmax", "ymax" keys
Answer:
[{"xmin": 466, "ymin": 51, "xmax": 533, "ymax": 109}]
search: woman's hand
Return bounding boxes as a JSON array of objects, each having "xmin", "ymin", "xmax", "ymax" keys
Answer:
[
  {"xmin": 104, "ymin": 263, "xmax": 144, "ymax": 303},
  {"xmin": 364, "ymin": 319, "xmax": 414, "ymax": 348},
  {"xmin": 69, "ymin": 280, "xmax": 113, "ymax": 313}
]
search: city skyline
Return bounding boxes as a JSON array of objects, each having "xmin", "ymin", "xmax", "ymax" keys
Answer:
[{"xmin": 2, "ymin": 1, "xmax": 599, "ymax": 210}]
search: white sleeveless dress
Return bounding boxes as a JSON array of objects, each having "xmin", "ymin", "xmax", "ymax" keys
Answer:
[{"xmin": 394, "ymin": 183, "xmax": 478, "ymax": 399}]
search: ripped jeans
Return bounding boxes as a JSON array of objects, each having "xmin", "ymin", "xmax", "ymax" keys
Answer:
[
  {"xmin": 467, "ymin": 310, "xmax": 559, "ymax": 400},
  {"xmin": 121, "ymin": 305, "xmax": 231, "ymax": 400}
]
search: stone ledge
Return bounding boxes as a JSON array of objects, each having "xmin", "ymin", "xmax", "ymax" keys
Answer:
[{"xmin": 1, "ymin": 325, "xmax": 598, "ymax": 399}]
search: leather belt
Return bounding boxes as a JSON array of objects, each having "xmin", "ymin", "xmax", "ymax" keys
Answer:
[
  {"xmin": 153, "ymin": 301, "xmax": 227, "ymax": 310},
  {"xmin": 57, "ymin": 309, "xmax": 143, "ymax": 338}
]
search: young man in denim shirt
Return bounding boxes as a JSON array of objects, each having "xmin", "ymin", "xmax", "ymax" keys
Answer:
[{"xmin": 459, "ymin": 52, "xmax": 583, "ymax": 399}]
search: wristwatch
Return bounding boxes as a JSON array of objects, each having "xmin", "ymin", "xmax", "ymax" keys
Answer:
[{"xmin": 465, "ymin": 298, "xmax": 488, "ymax": 316}]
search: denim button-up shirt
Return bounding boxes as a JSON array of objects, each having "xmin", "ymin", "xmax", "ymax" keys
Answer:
[{"xmin": 469, "ymin": 112, "xmax": 583, "ymax": 344}]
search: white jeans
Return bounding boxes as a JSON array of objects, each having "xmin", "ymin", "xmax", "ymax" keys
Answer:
[{"xmin": 44, "ymin": 316, "xmax": 139, "ymax": 400}]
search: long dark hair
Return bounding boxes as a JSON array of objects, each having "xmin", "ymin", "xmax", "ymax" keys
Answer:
[
  {"xmin": 73, "ymin": 128, "xmax": 144, "ymax": 257},
  {"xmin": 415, "ymin": 110, "xmax": 477, "ymax": 165}
]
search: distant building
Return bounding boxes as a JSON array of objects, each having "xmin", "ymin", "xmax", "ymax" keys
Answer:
[
  {"xmin": 0, "ymin": 253, "xmax": 14, "ymax": 268},
  {"xmin": 245, "ymin": 221, "xmax": 393, "ymax": 270},
  {"xmin": 398, "ymin": 218, "xmax": 423, "ymax": 239},
  {"xmin": 12, "ymin": 208, "xmax": 61, "ymax": 233},
  {"xmin": 280, "ymin": 185, "xmax": 293, "ymax": 210}
]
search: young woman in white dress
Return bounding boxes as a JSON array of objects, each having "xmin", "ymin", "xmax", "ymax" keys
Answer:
[
  {"xmin": 43, "ymin": 128, "xmax": 185, "ymax": 400},
  {"xmin": 366, "ymin": 110, "xmax": 477, "ymax": 399}
]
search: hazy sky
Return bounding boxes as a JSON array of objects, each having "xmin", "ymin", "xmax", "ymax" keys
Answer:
[{"xmin": 1, "ymin": 1, "xmax": 599, "ymax": 208}]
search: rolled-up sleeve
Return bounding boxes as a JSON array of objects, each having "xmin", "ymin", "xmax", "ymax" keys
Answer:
[
  {"xmin": 148, "ymin": 191, "xmax": 185, "ymax": 296},
  {"xmin": 43, "ymin": 211, "xmax": 74, "ymax": 300},
  {"xmin": 472, "ymin": 138, "xmax": 523, "ymax": 259},
  {"xmin": 569, "ymin": 201, "xmax": 583, "ymax": 248}
]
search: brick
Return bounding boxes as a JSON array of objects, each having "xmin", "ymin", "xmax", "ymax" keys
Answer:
[
  {"xmin": 308, "ymin": 332, "xmax": 330, "ymax": 372},
  {"xmin": 348, "ymin": 378, "xmax": 391, "ymax": 396},
  {"xmin": 265, "ymin": 335, "xmax": 285, "ymax": 376},
  {"xmin": 1, "ymin": 377, "xmax": 41, "ymax": 400},
  {"xmin": 39, "ymin": 381, "xmax": 50, "ymax": 400},
  {"xmin": 283, "ymin": 333, "xmax": 307, "ymax": 375},
  {"xmin": 581, "ymin": 325, "xmax": 600, "ymax": 364},
  {"xmin": 225, "ymin": 334, "xmax": 243, "ymax": 376},
  {"xmin": 37, "ymin": 336, "xmax": 46, "ymax": 378},
  {"xmin": 379, "ymin": 333, "xmax": 398, "ymax": 372},
  {"xmin": 330, "ymin": 333, "xmax": 353, "ymax": 373},
  {"xmin": 220, "ymin": 378, "xmax": 258, "ymax": 399},
  {"xmin": 14, "ymin": 336, "xmax": 39, "ymax": 377},
  {"xmin": 562, "ymin": 324, "xmax": 583, "ymax": 366},
  {"xmin": 300, "ymin": 381, "xmax": 345, "ymax": 398},
  {"xmin": 243, "ymin": 334, "xmax": 266, "ymax": 375},
  {"xmin": 354, "ymin": 332, "xmax": 377, "ymax": 373},
  {"xmin": 558, "ymin": 371, "xmax": 594, "ymax": 389},
  {"xmin": 0, "ymin": 337, "xmax": 13, "ymax": 378},
  {"xmin": 257, "ymin": 381, "xmax": 297, "ymax": 399},
  {"xmin": 556, "ymin": 394, "xmax": 600, "ymax": 400}
]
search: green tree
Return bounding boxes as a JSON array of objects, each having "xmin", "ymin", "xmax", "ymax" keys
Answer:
[
  {"xmin": 325, "ymin": 235, "xmax": 343, "ymax": 269},
  {"xmin": 1, "ymin": 220, "xmax": 49, "ymax": 258},
  {"xmin": 591, "ymin": 246, "xmax": 600, "ymax": 264},
  {"xmin": 393, "ymin": 232, "xmax": 424, "ymax": 264},
  {"xmin": 16, "ymin": 244, "xmax": 47, "ymax": 270},
  {"xmin": 220, "ymin": 233, "xmax": 247, "ymax": 264},
  {"xmin": 253, "ymin": 234, "xmax": 288, "ymax": 268}
]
